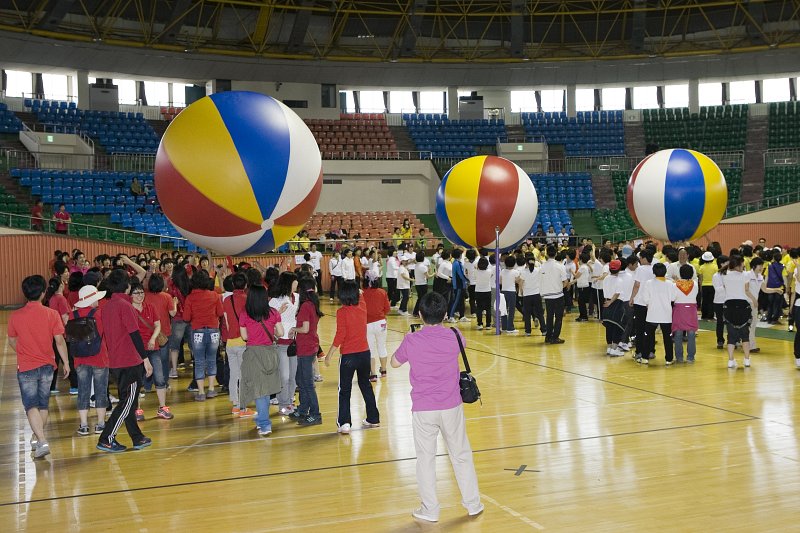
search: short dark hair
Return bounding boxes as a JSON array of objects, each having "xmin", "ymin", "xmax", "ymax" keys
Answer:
[
  {"xmin": 191, "ymin": 270, "xmax": 214, "ymax": 290},
  {"xmin": 504, "ymin": 255, "xmax": 517, "ymax": 268},
  {"xmin": 546, "ymin": 245, "xmax": 557, "ymax": 258},
  {"xmin": 148, "ymin": 274, "xmax": 165, "ymax": 293},
  {"xmin": 749, "ymin": 257, "xmax": 764, "ymax": 270},
  {"xmin": 22, "ymin": 275, "xmax": 46, "ymax": 301},
  {"xmin": 465, "ymin": 249, "xmax": 477, "ymax": 262},
  {"xmin": 452, "ymin": 249, "xmax": 463, "ymax": 260},
  {"xmin": 106, "ymin": 269, "xmax": 130, "ymax": 294},
  {"xmin": 222, "ymin": 275, "xmax": 234, "ymax": 293},
  {"xmin": 477, "ymin": 257, "xmax": 489, "ymax": 270},
  {"xmin": 338, "ymin": 280, "xmax": 360, "ymax": 306},
  {"xmin": 232, "ymin": 272, "xmax": 247, "ymax": 290},
  {"xmin": 419, "ymin": 291, "xmax": 447, "ymax": 325},
  {"xmin": 626, "ymin": 255, "xmax": 639, "ymax": 267},
  {"xmin": 416, "ymin": 251, "xmax": 425, "ymax": 262},
  {"xmin": 652, "ymin": 262, "xmax": 667, "ymax": 277},
  {"xmin": 679, "ymin": 264, "xmax": 694, "ymax": 280}
]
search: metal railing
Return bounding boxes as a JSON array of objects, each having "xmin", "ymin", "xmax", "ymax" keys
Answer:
[
  {"xmin": 764, "ymin": 148, "xmax": 800, "ymax": 167},
  {"xmin": 2, "ymin": 149, "xmax": 156, "ymax": 172},
  {"xmin": 547, "ymin": 150, "xmax": 745, "ymax": 174},
  {"xmin": 323, "ymin": 150, "xmax": 432, "ymax": 160},
  {"xmin": 0, "ymin": 210, "xmax": 191, "ymax": 248}
]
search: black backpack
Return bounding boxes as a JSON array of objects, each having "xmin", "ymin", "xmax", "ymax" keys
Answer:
[{"xmin": 65, "ymin": 308, "xmax": 102, "ymax": 357}]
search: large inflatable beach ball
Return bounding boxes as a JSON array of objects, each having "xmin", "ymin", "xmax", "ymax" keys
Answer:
[
  {"xmin": 627, "ymin": 149, "xmax": 727, "ymax": 242},
  {"xmin": 435, "ymin": 155, "xmax": 538, "ymax": 250},
  {"xmin": 154, "ymin": 91, "xmax": 322, "ymax": 255}
]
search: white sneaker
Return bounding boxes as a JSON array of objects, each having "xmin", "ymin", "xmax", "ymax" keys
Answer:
[
  {"xmin": 412, "ymin": 508, "xmax": 438, "ymax": 522},
  {"xmin": 109, "ymin": 394, "xmax": 119, "ymax": 404},
  {"xmin": 606, "ymin": 347, "xmax": 614, "ymax": 355},
  {"xmin": 257, "ymin": 427, "xmax": 272, "ymax": 436},
  {"xmin": 795, "ymin": 358, "xmax": 800, "ymax": 369},
  {"xmin": 33, "ymin": 442, "xmax": 50, "ymax": 459},
  {"xmin": 619, "ymin": 343, "xmax": 630, "ymax": 351},
  {"xmin": 744, "ymin": 358, "xmax": 751, "ymax": 368},
  {"xmin": 728, "ymin": 359, "xmax": 737, "ymax": 369},
  {"xmin": 362, "ymin": 419, "xmax": 380, "ymax": 429},
  {"xmin": 446, "ymin": 318, "xmax": 457, "ymax": 323},
  {"xmin": 476, "ymin": 325, "xmax": 484, "ymax": 330},
  {"xmin": 459, "ymin": 317, "xmax": 470, "ymax": 322},
  {"xmin": 269, "ymin": 397, "xmax": 279, "ymax": 405},
  {"xmin": 609, "ymin": 348, "xmax": 625, "ymax": 357},
  {"xmin": 504, "ymin": 329, "xmax": 519, "ymax": 334},
  {"xmin": 468, "ymin": 503, "xmax": 485, "ymax": 516},
  {"xmin": 337, "ymin": 423, "xmax": 351, "ymax": 434}
]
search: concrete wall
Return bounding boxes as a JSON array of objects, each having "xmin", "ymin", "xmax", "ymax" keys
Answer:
[
  {"xmin": 231, "ymin": 80, "xmax": 339, "ymax": 120},
  {"xmin": 317, "ymin": 160, "xmax": 438, "ymax": 213},
  {"xmin": 722, "ymin": 202, "xmax": 800, "ymax": 223}
]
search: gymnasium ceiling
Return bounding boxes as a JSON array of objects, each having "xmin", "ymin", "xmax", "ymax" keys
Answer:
[{"xmin": 0, "ymin": 1, "xmax": 799, "ymax": 64}]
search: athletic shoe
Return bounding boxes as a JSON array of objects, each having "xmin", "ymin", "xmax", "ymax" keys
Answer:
[
  {"xmin": 138, "ymin": 391, "xmax": 145, "ymax": 399},
  {"xmin": 194, "ymin": 393, "xmax": 206, "ymax": 402},
  {"xmin": 33, "ymin": 442, "xmax": 51, "ymax": 459},
  {"xmin": 297, "ymin": 415, "xmax": 322, "ymax": 426},
  {"xmin": 187, "ymin": 385, "xmax": 199, "ymax": 392},
  {"xmin": 49, "ymin": 389, "xmax": 59, "ymax": 396},
  {"xmin": 338, "ymin": 423, "xmax": 351, "ymax": 434},
  {"xmin": 476, "ymin": 325, "xmax": 484, "ymax": 330},
  {"xmin": 269, "ymin": 397, "xmax": 279, "ymax": 405},
  {"xmin": 549, "ymin": 338, "xmax": 565, "ymax": 344},
  {"xmin": 717, "ymin": 343, "xmax": 724, "ymax": 350},
  {"xmin": 313, "ymin": 375, "xmax": 324, "ymax": 382},
  {"xmin": 744, "ymin": 358, "xmax": 751, "ymax": 368},
  {"xmin": 231, "ymin": 407, "xmax": 241, "ymax": 415},
  {"xmin": 369, "ymin": 374, "xmax": 378, "ymax": 383},
  {"xmin": 606, "ymin": 347, "xmax": 614, "ymax": 355},
  {"xmin": 135, "ymin": 409, "xmax": 145, "ymax": 421},
  {"xmin": 329, "ymin": 298, "xmax": 334, "ymax": 302},
  {"xmin": 790, "ymin": 324, "xmax": 795, "ymax": 332},
  {"xmin": 445, "ymin": 317, "xmax": 457, "ymax": 323},
  {"xmin": 635, "ymin": 356, "xmax": 648, "ymax": 365},
  {"xmin": 575, "ymin": 317, "xmax": 588, "ymax": 322},
  {"xmin": 206, "ymin": 389, "xmax": 218, "ymax": 398},
  {"xmin": 278, "ymin": 406, "xmax": 295, "ymax": 416},
  {"xmin": 459, "ymin": 317, "xmax": 470, "ymax": 322},
  {"xmin": 96, "ymin": 439, "xmax": 127, "ymax": 453},
  {"xmin": 69, "ymin": 387, "xmax": 78, "ymax": 395},
  {"xmin": 380, "ymin": 369, "xmax": 387, "ymax": 378},
  {"xmin": 412, "ymin": 508, "xmax": 438, "ymax": 522},
  {"xmin": 132, "ymin": 437, "xmax": 152, "ymax": 450},
  {"xmin": 238, "ymin": 408, "xmax": 257, "ymax": 418},
  {"xmin": 288, "ymin": 410, "xmax": 304, "ymax": 421},
  {"xmin": 609, "ymin": 348, "xmax": 625, "ymax": 357},
  {"xmin": 504, "ymin": 329, "xmax": 519, "ymax": 334},
  {"xmin": 362, "ymin": 419, "xmax": 380, "ymax": 429},
  {"xmin": 168, "ymin": 369, "xmax": 178, "ymax": 379},
  {"xmin": 109, "ymin": 394, "xmax": 119, "ymax": 404},
  {"xmin": 795, "ymin": 358, "xmax": 800, "ymax": 369},
  {"xmin": 257, "ymin": 427, "xmax": 272, "ymax": 436},
  {"xmin": 94, "ymin": 424, "xmax": 105, "ymax": 434},
  {"xmin": 468, "ymin": 503, "xmax": 485, "ymax": 517},
  {"xmin": 30, "ymin": 434, "xmax": 38, "ymax": 449},
  {"xmin": 619, "ymin": 343, "xmax": 631, "ymax": 351},
  {"xmin": 665, "ymin": 360, "xmax": 674, "ymax": 366},
  {"xmin": 727, "ymin": 359, "xmax": 737, "ymax": 369},
  {"xmin": 156, "ymin": 406, "xmax": 174, "ymax": 420},
  {"xmin": 76, "ymin": 425, "xmax": 90, "ymax": 436},
  {"xmin": 749, "ymin": 348, "xmax": 760, "ymax": 354}
]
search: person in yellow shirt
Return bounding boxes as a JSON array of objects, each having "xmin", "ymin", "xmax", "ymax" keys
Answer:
[
  {"xmin": 400, "ymin": 218, "xmax": 413, "ymax": 241},
  {"xmin": 391, "ymin": 227, "xmax": 403, "ymax": 248},
  {"xmin": 697, "ymin": 251, "xmax": 718, "ymax": 320}
]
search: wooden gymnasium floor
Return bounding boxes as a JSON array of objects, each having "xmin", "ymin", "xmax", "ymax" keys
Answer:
[{"xmin": 0, "ymin": 302, "xmax": 798, "ymax": 532}]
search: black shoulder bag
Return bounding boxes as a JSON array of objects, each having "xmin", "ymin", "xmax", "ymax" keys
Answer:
[{"xmin": 451, "ymin": 328, "xmax": 481, "ymax": 404}]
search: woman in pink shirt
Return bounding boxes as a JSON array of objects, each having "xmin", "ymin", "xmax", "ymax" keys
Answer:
[{"xmin": 391, "ymin": 291, "xmax": 483, "ymax": 523}]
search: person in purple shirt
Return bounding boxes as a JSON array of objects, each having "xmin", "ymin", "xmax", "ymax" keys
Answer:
[{"xmin": 391, "ymin": 292, "xmax": 483, "ymax": 523}]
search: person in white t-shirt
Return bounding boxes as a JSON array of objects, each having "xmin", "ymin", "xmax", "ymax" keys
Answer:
[
  {"xmin": 721, "ymin": 256, "xmax": 758, "ymax": 369},
  {"xmin": 329, "ymin": 252, "xmax": 342, "ymax": 302},
  {"xmin": 434, "ymin": 250, "xmax": 453, "ymax": 311},
  {"xmin": 412, "ymin": 252, "xmax": 433, "ymax": 318},
  {"xmin": 672, "ymin": 264, "xmax": 699, "ymax": 363},
  {"xmin": 789, "ymin": 262, "xmax": 800, "ymax": 369},
  {"xmin": 540, "ymin": 245, "xmax": 569, "ymax": 343},
  {"xmin": 564, "ymin": 249, "xmax": 577, "ymax": 313},
  {"xmin": 520, "ymin": 253, "xmax": 545, "ymax": 336},
  {"xmin": 308, "ymin": 244, "xmax": 324, "ymax": 294},
  {"xmin": 397, "ymin": 259, "xmax": 412, "ymax": 315},
  {"xmin": 474, "ymin": 257, "xmax": 495, "ymax": 330},
  {"xmin": 464, "ymin": 249, "xmax": 478, "ymax": 318},
  {"xmin": 666, "ymin": 248, "xmax": 697, "ymax": 281},
  {"xmin": 638, "ymin": 262, "xmax": 677, "ymax": 365},
  {"xmin": 385, "ymin": 248, "xmax": 400, "ymax": 308},
  {"xmin": 601, "ymin": 260, "xmax": 625, "ymax": 356},
  {"xmin": 340, "ymin": 248, "xmax": 356, "ymax": 283},
  {"xmin": 500, "ymin": 255, "xmax": 521, "ymax": 333},
  {"xmin": 616, "ymin": 255, "xmax": 638, "ymax": 351},
  {"xmin": 574, "ymin": 251, "xmax": 591, "ymax": 321},
  {"xmin": 711, "ymin": 255, "xmax": 729, "ymax": 349},
  {"xmin": 630, "ymin": 249, "xmax": 655, "ymax": 360}
]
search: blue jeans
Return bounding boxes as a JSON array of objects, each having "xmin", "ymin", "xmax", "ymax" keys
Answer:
[
  {"xmin": 76, "ymin": 364, "xmax": 109, "ymax": 410},
  {"xmin": 144, "ymin": 346, "xmax": 170, "ymax": 389},
  {"xmin": 295, "ymin": 355, "xmax": 320, "ymax": 418},
  {"xmin": 191, "ymin": 328, "xmax": 220, "ymax": 380},
  {"xmin": 673, "ymin": 330, "xmax": 696, "ymax": 362},
  {"xmin": 18, "ymin": 365, "xmax": 55, "ymax": 411},
  {"xmin": 168, "ymin": 319, "xmax": 191, "ymax": 351},
  {"xmin": 254, "ymin": 395, "xmax": 272, "ymax": 431}
]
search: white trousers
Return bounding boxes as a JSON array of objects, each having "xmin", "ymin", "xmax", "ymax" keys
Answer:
[
  {"xmin": 276, "ymin": 344, "xmax": 298, "ymax": 407},
  {"xmin": 226, "ymin": 345, "xmax": 246, "ymax": 407},
  {"xmin": 412, "ymin": 403, "xmax": 481, "ymax": 519},
  {"xmin": 367, "ymin": 320, "xmax": 388, "ymax": 359}
]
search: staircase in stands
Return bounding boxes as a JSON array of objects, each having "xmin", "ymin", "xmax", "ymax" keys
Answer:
[
  {"xmin": 742, "ymin": 115, "xmax": 767, "ymax": 203},
  {"xmin": 623, "ymin": 120, "xmax": 646, "ymax": 160}
]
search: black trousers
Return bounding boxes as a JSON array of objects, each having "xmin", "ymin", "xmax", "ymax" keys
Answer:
[
  {"xmin": 337, "ymin": 351, "xmax": 380, "ymax": 427},
  {"xmin": 99, "ymin": 365, "xmax": 145, "ymax": 444},
  {"xmin": 386, "ymin": 277, "xmax": 398, "ymax": 306},
  {"xmin": 522, "ymin": 294, "xmax": 545, "ymax": 335},
  {"xmin": 633, "ymin": 303, "xmax": 649, "ymax": 356},
  {"xmin": 475, "ymin": 291, "xmax": 492, "ymax": 327},
  {"xmin": 643, "ymin": 322, "xmax": 673, "ymax": 362},
  {"xmin": 315, "ymin": 270, "xmax": 323, "ymax": 295},
  {"xmin": 544, "ymin": 296, "xmax": 565, "ymax": 340},
  {"xmin": 398, "ymin": 288, "xmax": 410, "ymax": 313},
  {"xmin": 700, "ymin": 286, "xmax": 716, "ymax": 319},
  {"xmin": 467, "ymin": 285, "xmax": 477, "ymax": 316},
  {"xmin": 51, "ymin": 342, "xmax": 78, "ymax": 391},
  {"xmin": 576, "ymin": 286, "xmax": 591, "ymax": 319},
  {"xmin": 766, "ymin": 292, "xmax": 783, "ymax": 322},
  {"xmin": 793, "ymin": 307, "xmax": 800, "ymax": 358},
  {"xmin": 564, "ymin": 286, "xmax": 574, "ymax": 311},
  {"xmin": 714, "ymin": 302, "xmax": 725, "ymax": 345},
  {"xmin": 413, "ymin": 284, "xmax": 428, "ymax": 317},
  {"xmin": 329, "ymin": 275, "xmax": 339, "ymax": 300}
]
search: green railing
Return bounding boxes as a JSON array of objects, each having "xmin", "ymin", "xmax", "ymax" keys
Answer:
[{"xmin": 0, "ymin": 210, "xmax": 190, "ymax": 249}]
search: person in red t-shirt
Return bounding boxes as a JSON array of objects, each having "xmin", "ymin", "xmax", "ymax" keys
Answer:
[
  {"xmin": 325, "ymin": 280, "xmax": 380, "ymax": 435},
  {"xmin": 8, "ymin": 275, "xmax": 70, "ymax": 459},
  {"xmin": 71, "ymin": 285, "xmax": 110, "ymax": 436},
  {"xmin": 31, "ymin": 200, "xmax": 44, "ymax": 231},
  {"xmin": 363, "ymin": 272, "xmax": 390, "ymax": 382},
  {"xmin": 96, "ymin": 269, "xmax": 153, "ymax": 453},
  {"xmin": 144, "ymin": 275, "xmax": 177, "ymax": 408},
  {"xmin": 44, "ymin": 276, "xmax": 78, "ymax": 393},
  {"xmin": 53, "ymin": 203, "xmax": 71, "ymax": 235},
  {"xmin": 183, "ymin": 270, "xmax": 224, "ymax": 401},
  {"xmin": 222, "ymin": 272, "xmax": 249, "ymax": 416},
  {"xmin": 288, "ymin": 277, "xmax": 324, "ymax": 426}
]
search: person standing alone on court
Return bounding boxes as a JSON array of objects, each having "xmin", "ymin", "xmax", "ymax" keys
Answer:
[{"xmin": 391, "ymin": 292, "xmax": 483, "ymax": 522}]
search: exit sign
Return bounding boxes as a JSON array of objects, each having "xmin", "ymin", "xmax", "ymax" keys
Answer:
[
  {"xmin": 46, "ymin": 135, "xmax": 54, "ymax": 143},
  {"xmin": 517, "ymin": 144, "xmax": 524, "ymax": 151}
]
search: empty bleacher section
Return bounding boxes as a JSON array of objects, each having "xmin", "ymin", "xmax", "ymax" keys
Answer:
[
  {"xmin": 404, "ymin": 114, "xmax": 506, "ymax": 158},
  {"xmin": 0, "ymin": 103, "xmax": 23, "ymax": 133},
  {"xmin": 521, "ymin": 111, "xmax": 625, "ymax": 156},
  {"xmin": 307, "ymin": 113, "xmax": 398, "ymax": 159},
  {"xmin": 160, "ymin": 106, "xmax": 184, "ymax": 121},
  {"xmin": 527, "ymin": 172, "xmax": 594, "ymax": 233},
  {"xmin": 10, "ymin": 167, "xmax": 195, "ymax": 249},
  {"xmin": 24, "ymin": 99, "xmax": 159, "ymax": 154},
  {"xmin": 643, "ymin": 105, "xmax": 747, "ymax": 152},
  {"xmin": 764, "ymin": 166, "xmax": 800, "ymax": 198},
  {"xmin": 767, "ymin": 101, "xmax": 800, "ymax": 149}
]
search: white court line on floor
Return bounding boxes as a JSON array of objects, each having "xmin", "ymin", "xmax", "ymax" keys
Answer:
[
  {"xmin": 264, "ymin": 506, "xmax": 432, "ymax": 531},
  {"xmin": 481, "ymin": 493, "xmax": 545, "ymax": 530}
]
